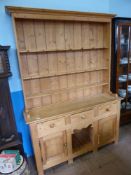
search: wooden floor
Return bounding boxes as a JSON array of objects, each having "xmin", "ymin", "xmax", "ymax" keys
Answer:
[{"xmin": 28, "ymin": 124, "xmax": 131, "ymax": 175}]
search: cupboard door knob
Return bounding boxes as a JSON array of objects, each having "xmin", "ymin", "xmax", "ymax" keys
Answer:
[
  {"xmin": 64, "ymin": 143, "xmax": 67, "ymax": 148},
  {"xmin": 106, "ymin": 108, "xmax": 109, "ymax": 111},
  {"xmin": 50, "ymin": 123, "xmax": 55, "ymax": 128}
]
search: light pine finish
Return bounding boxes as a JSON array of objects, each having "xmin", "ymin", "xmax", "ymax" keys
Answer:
[
  {"xmin": 40, "ymin": 131, "xmax": 68, "ymax": 170},
  {"xmin": 97, "ymin": 115, "xmax": 117, "ymax": 146},
  {"xmin": 6, "ymin": 6, "xmax": 115, "ymax": 22},
  {"xmin": 14, "ymin": 20, "xmax": 110, "ymax": 109},
  {"xmin": 6, "ymin": 6, "xmax": 120, "ymax": 175},
  {"xmin": 30, "ymin": 124, "xmax": 44, "ymax": 175}
]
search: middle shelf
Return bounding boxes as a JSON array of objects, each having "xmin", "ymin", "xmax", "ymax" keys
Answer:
[
  {"xmin": 25, "ymin": 81, "xmax": 108, "ymax": 100},
  {"xmin": 19, "ymin": 49, "xmax": 109, "ymax": 80},
  {"xmin": 23, "ymin": 67, "xmax": 108, "ymax": 80}
]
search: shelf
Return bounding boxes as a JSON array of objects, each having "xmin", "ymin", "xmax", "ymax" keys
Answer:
[
  {"xmin": 120, "ymin": 110, "xmax": 131, "ymax": 125},
  {"xmin": 119, "ymin": 62, "xmax": 131, "ymax": 65},
  {"xmin": 23, "ymin": 67, "xmax": 108, "ymax": 80},
  {"xmin": 121, "ymin": 109, "xmax": 131, "ymax": 116},
  {"xmin": 118, "ymin": 74, "xmax": 131, "ymax": 83},
  {"xmin": 120, "ymin": 63, "xmax": 131, "ymax": 65},
  {"xmin": 120, "ymin": 43, "xmax": 128, "ymax": 46},
  {"xmin": 19, "ymin": 47, "xmax": 109, "ymax": 54},
  {"xmin": 118, "ymin": 79, "xmax": 131, "ymax": 83},
  {"xmin": 26, "ymin": 81, "xmax": 108, "ymax": 100},
  {"xmin": 13, "ymin": 13, "xmax": 112, "ymax": 111},
  {"xmin": 121, "ymin": 101, "xmax": 131, "ymax": 110}
]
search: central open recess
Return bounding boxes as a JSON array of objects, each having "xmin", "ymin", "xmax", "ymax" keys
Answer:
[{"xmin": 72, "ymin": 124, "xmax": 93, "ymax": 153}]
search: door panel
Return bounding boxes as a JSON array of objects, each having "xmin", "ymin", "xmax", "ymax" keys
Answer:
[
  {"xmin": 117, "ymin": 25, "xmax": 130, "ymax": 111},
  {"xmin": 40, "ymin": 131, "xmax": 68, "ymax": 169},
  {"xmin": 98, "ymin": 115, "xmax": 116, "ymax": 146}
]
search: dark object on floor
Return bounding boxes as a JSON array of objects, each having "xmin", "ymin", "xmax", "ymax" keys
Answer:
[{"xmin": 0, "ymin": 46, "xmax": 23, "ymax": 153}]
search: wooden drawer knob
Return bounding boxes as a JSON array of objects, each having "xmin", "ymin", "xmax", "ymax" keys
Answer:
[
  {"xmin": 64, "ymin": 143, "xmax": 67, "ymax": 148},
  {"xmin": 106, "ymin": 108, "xmax": 110, "ymax": 111},
  {"xmin": 81, "ymin": 116, "xmax": 86, "ymax": 119},
  {"xmin": 50, "ymin": 123, "xmax": 55, "ymax": 128}
]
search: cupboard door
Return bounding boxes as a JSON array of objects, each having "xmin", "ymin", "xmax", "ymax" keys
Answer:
[
  {"xmin": 40, "ymin": 131, "xmax": 68, "ymax": 169},
  {"xmin": 98, "ymin": 115, "xmax": 116, "ymax": 146}
]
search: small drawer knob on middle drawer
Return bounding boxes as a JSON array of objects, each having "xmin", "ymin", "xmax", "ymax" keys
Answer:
[{"xmin": 50, "ymin": 123, "xmax": 55, "ymax": 128}]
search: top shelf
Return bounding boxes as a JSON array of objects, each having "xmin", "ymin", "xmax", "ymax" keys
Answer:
[{"xmin": 19, "ymin": 47, "xmax": 109, "ymax": 54}]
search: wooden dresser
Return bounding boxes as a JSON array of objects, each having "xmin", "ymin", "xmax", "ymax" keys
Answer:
[{"xmin": 6, "ymin": 7, "xmax": 120, "ymax": 175}]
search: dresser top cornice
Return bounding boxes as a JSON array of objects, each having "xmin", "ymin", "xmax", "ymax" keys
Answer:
[{"xmin": 6, "ymin": 6, "xmax": 116, "ymax": 22}]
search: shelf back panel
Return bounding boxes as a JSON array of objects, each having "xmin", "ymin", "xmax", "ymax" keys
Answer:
[
  {"xmin": 16, "ymin": 19, "xmax": 109, "ymax": 52},
  {"xmin": 12, "ymin": 12, "xmax": 112, "ymax": 110}
]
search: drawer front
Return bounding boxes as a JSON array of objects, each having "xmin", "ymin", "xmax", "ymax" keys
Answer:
[
  {"xmin": 37, "ymin": 118, "xmax": 65, "ymax": 137},
  {"xmin": 97, "ymin": 101, "xmax": 117, "ymax": 117},
  {"xmin": 71, "ymin": 110, "xmax": 93, "ymax": 130}
]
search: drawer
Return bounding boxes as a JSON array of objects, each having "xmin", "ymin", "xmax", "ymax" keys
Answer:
[
  {"xmin": 71, "ymin": 110, "xmax": 93, "ymax": 130},
  {"xmin": 37, "ymin": 118, "xmax": 65, "ymax": 137},
  {"xmin": 97, "ymin": 101, "xmax": 117, "ymax": 117}
]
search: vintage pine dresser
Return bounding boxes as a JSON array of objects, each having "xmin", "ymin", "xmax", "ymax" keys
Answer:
[{"xmin": 6, "ymin": 7, "xmax": 120, "ymax": 175}]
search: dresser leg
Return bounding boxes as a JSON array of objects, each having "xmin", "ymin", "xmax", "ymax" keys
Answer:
[
  {"xmin": 66, "ymin": 129, "xmax": 73, "ymax": 165},
  {"xmin": 68, "ymin": 159, "xmax": 73, "ymax": 164},
  {"xmin": 38, "ymin": 171, "xmax": 44, "ymax": 175},
  {"xmin": 115, "ymin": 139, "xmax": 118, "ymax": 144},
  {"xmin": 30, "ymin": 124, "xmax": 44, "ymax": 175},
  {"xmin": 93, "ymin": 147, "xmax": 98, "ymax": 153}
]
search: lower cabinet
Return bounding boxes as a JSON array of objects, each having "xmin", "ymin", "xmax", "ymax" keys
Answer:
[
  {"xmin": 98, "ymin": 115, "xmax": 117, "ymax": 147},
  {"xmin": 39, "ymin": 131, "xmax": 68, "ymax": 169},
  {"xmin": 39, "ymin": 115, "xmax": 118, "ymax": 169},
  {"xmin": 30, "ymin": 101, "xmax": 120, "ymax": 175}
]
